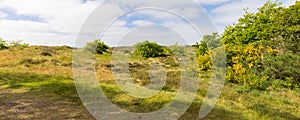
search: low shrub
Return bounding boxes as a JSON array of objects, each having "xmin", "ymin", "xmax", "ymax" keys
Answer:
[
  {"xmin": 133, "ymin": 40, "xmax": 164, "ymax": 58},
  {"xmin": 9, "ymin": 40, "xmax": 29, "ymax": 48},
  {"xmin": 84, "ymin": 39, "xmax": 109, "ymax": 54},
  {"xmin": 262, "ymin": 53, "xmax": 300, "ymax": 89},
  {"xmin": 0, "ymin": 38, "xmax": 9, "ymax": 50}
]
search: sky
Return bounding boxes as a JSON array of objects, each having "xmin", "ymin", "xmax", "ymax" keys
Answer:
[{"xmin": 0, "ymin": 0, "xmax": 296, "ymax": 47}]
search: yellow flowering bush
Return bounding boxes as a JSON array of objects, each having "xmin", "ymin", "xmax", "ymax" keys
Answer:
[
  {"xmin": 198, "ymin": 51, "xmax": 211, "ymax": 71},
  {"xmin": 199, "ymin": 43, "xmax": 280, "ymax": 89}
]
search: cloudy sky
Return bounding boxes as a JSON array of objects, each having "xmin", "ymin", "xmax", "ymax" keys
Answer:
[{"xmin": 0, "ymin": 0, "xmax": 296, "ymax": 47}]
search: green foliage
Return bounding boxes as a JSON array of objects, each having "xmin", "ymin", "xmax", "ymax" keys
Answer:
[
  {"xmin": 222, "ymin": 1, "xmax": 281, "ymax": 45},
  {"xmin": 198, "ymin": 33, "xmax": 221, "ymax": 56},
  {"xmin": 270, "ymin": 1, "xmax": 300, "ymax": 53},
  {"xmin": 0, "ymin": 38, "xmax": 29, "ymax": 50},
  {"xmin": 84, "ymin": 39, "xmax": 109, "ymax": 54},
  {"xmin": 198, "ymin": 1, "xmax": 300, "ymax": 89},
  {"xmin": 198, "ymin": 40, "xmax": 208, "ymax": 56},
  {"xmin": 134, "ymin": 40, "xmax": 164, "ymax": 58},
  {"xmin": 9, "ymin": 40, "xmax": 29, "ymax": 48},
  {"xmin": 222, "ymin": 1, "xmax": 300, "ymax": 53},
  {"xmin": 263, "ymin": 53, "xmax": 300, "ymax": 89},
  {"xmin": 198, "ymin": 33, "xmax": 221, "ymax": 70},
  {"xmin": 0, "ymin": 38, "xmax": 9, "ymax": 50}
]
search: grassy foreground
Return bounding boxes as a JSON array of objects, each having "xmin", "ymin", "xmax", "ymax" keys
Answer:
[{"xmin": 0, "ymin": 46, "xmax": 299, "ymax": 120}]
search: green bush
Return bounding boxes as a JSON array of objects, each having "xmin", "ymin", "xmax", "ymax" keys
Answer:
[
  {"xmin": 0, "ymin": 38, "xmax": 9, "ymax": 50},
  {"xmin": 209, "ymin": 1, "xmax": 300, "ymax": 90},
  {"xmin": 197, "ymin": 33, "xmax": 221, "ymax": 56},
  {"xmin": 263, "ymin": 53, "xmax": 300, "ymax": 89},
  {"xmin": 134, "ymin": 40, "xmax": 164, "ymax": 58},
  {"xmin": 9, "ymin": 40, "xmax": 29, "ymax": 48},
  {"xmin": 198, "ymin": 39, "xmax": 271, "ymax": 89},
  {"xmin": 84, "ymin": 39, "xmax": 109, "ymax": 54}
]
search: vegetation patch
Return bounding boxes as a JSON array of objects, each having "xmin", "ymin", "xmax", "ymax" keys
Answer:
[{"xmin": 84, "ymin": 39, "xmax": 109, "ymax": 54}]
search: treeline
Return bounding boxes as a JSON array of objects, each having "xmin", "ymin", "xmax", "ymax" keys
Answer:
[
  {"xmin": 0, "ymin": 38, "xmax": 29, "ymax": 50},
  {"xmin": 198, "ymin": 1, "xmax": 300, "ymax": 90}
]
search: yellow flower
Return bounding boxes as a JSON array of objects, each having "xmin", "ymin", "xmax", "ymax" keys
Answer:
[
  {"xmin": 248, "ymin": 63, "xmax": 254, "ymax": 68},
  {"xmin": 232, "ymin": 56, "xmax": 240, "ymax": 63}
]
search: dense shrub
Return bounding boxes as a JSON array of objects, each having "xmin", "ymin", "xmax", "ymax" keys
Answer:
[
  {"xmin": 0, "ymin": 38, "xmax": 9, "ymax": 50},
  {"xmin": 198, "ymin": 41, "xmax": 278, "ymax": 89},
  {"xmin": 197, "ymin": 33, "xmax": 221, "ymax": 56},
  {"xmin": 84, "ymin": 39, "xmax": 109, "ymax": 54},
  {"xmin": 0, "ymin": 38, "xmax": 29, "ymax": 50},
  {"xmin": 198, "ymin": 1, "xmax": 300, "ymax": 90},
  {"xmin": 9, "ymin": 40, "xmax": 29, "ymax": 48},
  {"xmin": 225, "ymin": 44, "xmax": 272, "ymax": 90},
  {"xmin": 198, "ymin": 52, "xmax": 210, "ymax": 71},
  {"xmin": 134, "ymin": 40, "xmax": 164, "ymax": 58},
  {"xmin": 262, "ymin": 53, "xmax": 300, "ymax": 89}
]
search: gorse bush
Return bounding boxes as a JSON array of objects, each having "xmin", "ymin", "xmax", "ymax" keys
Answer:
[
  {"xmin": 198, "ymin": 1, "xmax": 300, "ymax": 90},
  {"xmin": 225, "ymin": 44, "xmax": 273, "ymax": 90},
  {"xmin": 84, "ymin": 39, "xmax": 109, "ymax": 54},
  {"xmin": 198, "ymin": 33, "xmax": 224, "ymax": 71},
  {"xmin": 134, "ymin": 40, "xmax": 164, "ymax": 58}
]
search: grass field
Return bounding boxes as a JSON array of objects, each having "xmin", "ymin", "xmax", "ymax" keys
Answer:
[{"xmin": 0, "ymin": 46, "xmax": 299, "ymax": 120}]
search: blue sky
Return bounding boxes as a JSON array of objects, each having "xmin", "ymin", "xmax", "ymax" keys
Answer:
[{"xmin": 0, "ymin": 0, "xmax": 296, "ymax": 46}]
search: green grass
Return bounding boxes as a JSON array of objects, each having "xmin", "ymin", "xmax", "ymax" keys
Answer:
[{"xmin": 0, "ymin": 46, "xmax": 299, "ymax": 119}]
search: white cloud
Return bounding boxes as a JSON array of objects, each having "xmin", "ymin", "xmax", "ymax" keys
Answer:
[
  {"xmin": 0, "ymin": 0, "xmax": 105, "ymax": 46},
  {"xmin": 1, "ymin": 0, "xmax": 80, "ymax": 20},
  {"xmin": 212, "ymin": 0, "xmax": 265, "ymax": 25},
  {"xmin": 0, "ymin": 0, "xmax": 295, "ymax": 46},
  {"xmin": 196, "ymin": 0, "xmax": 231, "ymax": 5},
  {"xmin": 0, "ymin": 11, "xmax": 8, "ymax": 19},
  {"xmin": 0, "ymin": 0, "xmax": 214, "ymax": 46},
  {"xmin": 132, "ymin": 20, "xmax": 155, "ymax": 26},
  {"xmin": 110, "ymin": 25, "xmax": 188, "ymax": 46}
]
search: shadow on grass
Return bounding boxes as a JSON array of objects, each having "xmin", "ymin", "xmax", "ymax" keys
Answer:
[
  {"xmin": 0, "ymin": 72, "xmax": 79, "ymax": 101},
  {"xmin": 1, "ymin": 72, "xmax": 297, "ymax": 119},
  {"xmin": 178, "ymin": 100, "xmax": 246, "ymax": 120},
  {"xmin": 0, "ymin": 71, "xmax": 95, "ymax": 119}
]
